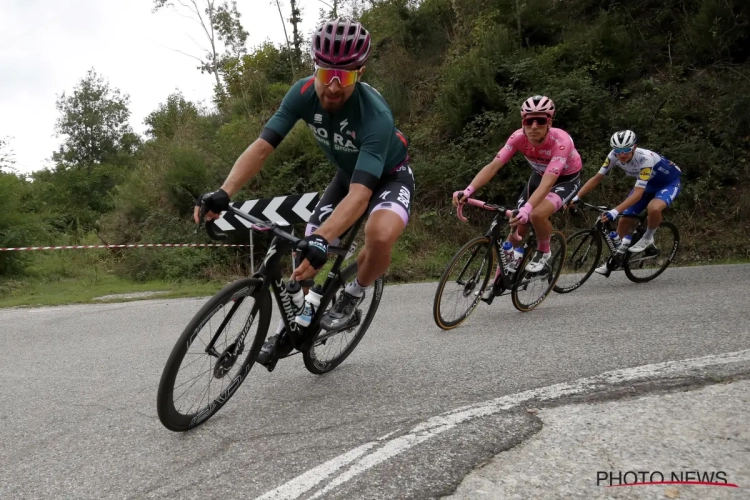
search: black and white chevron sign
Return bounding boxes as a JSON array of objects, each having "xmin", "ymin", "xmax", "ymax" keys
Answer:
[{"xmin": 213, "ymin": 192, "xmax": 320, "ymax": 231}]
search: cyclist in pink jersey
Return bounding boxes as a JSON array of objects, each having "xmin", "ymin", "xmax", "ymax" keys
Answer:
[{"xmin": 453, "ymin": 95, "xmax": 582, "ymax": 294}]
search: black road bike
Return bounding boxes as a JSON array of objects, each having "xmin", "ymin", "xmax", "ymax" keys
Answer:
[
  {"xmin": 554, "ymin": 201, "xmax": 680, "ymax": 293},
  {"xmin": 156, "ymin": 205, "xmax": 383, "ymax": 431},
  {"xmin": 433, "ymin": 198, "xmax": 567, "ymax": 330}
]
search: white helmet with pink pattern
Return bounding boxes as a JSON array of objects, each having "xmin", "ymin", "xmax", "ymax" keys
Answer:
[{"xmin": 521, "ymin": 95, "xmax": 555, "ymax": 118}]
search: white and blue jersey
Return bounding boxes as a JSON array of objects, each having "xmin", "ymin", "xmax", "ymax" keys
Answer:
[
  {"xmin": 599, "ymin": 147, "xmax": 683, "ymax": 216},
  {"xmin": 599, "ymin": 147, "xmax": 682, "ymax": 191}
]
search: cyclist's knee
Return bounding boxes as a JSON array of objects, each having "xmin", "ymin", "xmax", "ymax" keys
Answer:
[
  {"xmin": 364, "ymin": 229, "xmax": 396, "ymax": 251},
  {"xmin": 648, "ymin": 200, "xmax": 667, "ymax": 214},
  {"xmin": 530, "ymin": 207, "xmax": 552, "ymax": 224}
]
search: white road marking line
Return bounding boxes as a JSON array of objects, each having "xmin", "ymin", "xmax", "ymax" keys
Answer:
[
  {"xmin": 255, "ymin": 442, "xmax": 379, "ymax": 500},
  {"xmin": 256, "ymin": 349, "xmax": 750, "ymax": 499}
]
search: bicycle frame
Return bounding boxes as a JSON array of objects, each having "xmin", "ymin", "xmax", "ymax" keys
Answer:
[
  {"xmin": 202, "ymin": 205, "xmax": 364, "ymax": 354},
  {"xmin": 573, "ymin": 202, "xmax": 642, "ymax": 267},
  {"xmin": 455, "ymin": 199, "xmax": 527, "ymax": 295}
]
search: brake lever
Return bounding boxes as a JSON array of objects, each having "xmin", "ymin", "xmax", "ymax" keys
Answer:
[
  {"xmin": 193, "ymin": 200, "xmax": 229, "ymax": 240},
  {"xmin": 194, "ymin": 202, "xmax": 208, "ymax": 234}
]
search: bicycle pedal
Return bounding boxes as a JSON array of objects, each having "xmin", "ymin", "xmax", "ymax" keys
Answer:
[{"xmin": 261, "ymin": 358, "xmax": 278, "ymax": 372}]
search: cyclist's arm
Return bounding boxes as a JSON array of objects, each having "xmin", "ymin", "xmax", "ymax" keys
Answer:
[
  {"xmin": 314, "ymin": 113, "xmax": 390, "ymax": 242},
  {"xmin": 220, "ymin": 139, "xmax": 274, "ymax": 196},
  {"xmin": 221, "ymin": 80, "xmax": 305, "ymax": 195},
  {"xmin": 576, "ymin": 153, "xmax": 616, "ymax": 201},
  {"xmin": 609, "ymin": 163, "xmax": 652, "ymax": 213},
  {"xmin": 466, "ymin": 138, "xmax": 517, "ymax": 192},
  {"xmin": 315, "ymin": 184, "xmax": 372, "ymax": 242},
  {"xmin": 613, "ymin": 186, "xmax": 645, "ymax": 213},
  {"xmin": 527, "ymin": 144, "xmax": 573, "ymax": 206},
  {"xmin": 466, "ymin": 156, "xmax": 507, "ymax": 192},
  {"xmin": 576, "ymin": 173, "xmax": 606, "ymax": 200}
]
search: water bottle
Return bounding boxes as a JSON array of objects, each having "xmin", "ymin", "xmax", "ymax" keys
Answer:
[
  {"xmin": 511, "ymin": 247, "xmax": 525, "ymax": 271},
  {"xmin": 609, "ymin": 231, "xmax": 621, "ymax": 250},
  {"xmin": 286, "ymin": 280, "xmax": 305, "ymax": 314},
  {"xmin": 501, "ymin": 241, "xmax": 514, "ymax": 270},
  {"xmin": 617, "ymin": 234, "xmax": 632, "ymax": 255},
  {"xmin": 295, "ymin": 286, "xmax": 323, "ymax": 327}
]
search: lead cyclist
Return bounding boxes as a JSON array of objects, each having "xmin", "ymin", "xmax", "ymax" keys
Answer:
[{"xmin": 194, "ymin": 18, "xmax": 414, "ymax": 365}]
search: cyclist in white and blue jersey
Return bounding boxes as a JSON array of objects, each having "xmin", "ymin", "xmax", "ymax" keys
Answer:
[{"xmin": 570, "ymin": 130, "xmax": 683, "ymax": 275}]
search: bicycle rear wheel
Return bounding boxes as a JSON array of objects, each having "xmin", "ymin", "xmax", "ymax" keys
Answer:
[
  {"xmin": 623, "ymin": 221, "xmax": 680, "ymax": 283},
  {"xmin": 511, "ymin": 231, "xmax": 566, "ymax": 312},
  {"xmin": 157, "ymin": 278, "xmax": 271, "ymax": 432},
  {"xmin": 433, "ymin": 236, "xmax": 496, "ymax": 330},
  {"xmin": 553, "ymin": 229, "xmax": 602, "ymax": 294},
  {"xmin": 303, "ymin": 276, "xmax": 384, "ymax": 374}
]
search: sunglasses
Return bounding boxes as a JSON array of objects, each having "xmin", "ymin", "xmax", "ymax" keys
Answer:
[
  {"xmin": 315, "ymin": 66, "xmax": 360, "ymax": 87},
  {"xmin": 614, "ymin": 146, "xmax": 634, "ymax": 154},
  {"xmin": 522, "ymin": 116, "xmax": 549, "ymax": 127}
]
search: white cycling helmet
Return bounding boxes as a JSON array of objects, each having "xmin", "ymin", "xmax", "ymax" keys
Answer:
[
  {"xmin": 521, "ymin": 95, "xmax": 555, "ymax": 117},
  {"xmin": 610, "ymin": 130, "xmax": 638, "ymax": 149}
]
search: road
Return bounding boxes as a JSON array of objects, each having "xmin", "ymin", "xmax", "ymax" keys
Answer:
[{"xmin": 1, "ymin": 264, "xmax": 749, "ymax": 499}]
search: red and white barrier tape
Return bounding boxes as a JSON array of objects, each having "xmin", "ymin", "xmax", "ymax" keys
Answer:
[{"xmin": 0, "ymin": 243, "xmax": 251, "ymax": 252}]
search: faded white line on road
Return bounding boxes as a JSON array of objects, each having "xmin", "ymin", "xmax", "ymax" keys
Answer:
[
  {"xmin": 256, "ymin": 428, "xmax": 405, "ymax": 500},
  {"xmin": 256, "ymin": 349, "xmax": 750, "ymax": 500},
  {"xmin": 376, "ymin": 429, "xmax": 400, "ymax": 441},
  {"xmin": 255, "ymin": 442, "xmax": 378, "ymax": 500}
]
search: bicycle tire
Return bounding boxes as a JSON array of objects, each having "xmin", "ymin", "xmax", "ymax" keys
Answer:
[
  {"xmin": 511, "ymin": 230, "xmax": 566, "ymax": 312},
  {"xmin": 553, "ymin": 229, "xmax": 602, "ymax": 294},
  {"xmin": 156, "ymin": 278, "xmax": 271, "ymax": 432},
  {"xmin": 623, "ymin": 221, "xmax": 680, "ymax": 283},
  {"xmin": 433, "ymin": 236, "xmax": 496, "ymax": 330},
  {"xmin": 303, "ymin": 276, "xmax": 385, "ymax": 374}
]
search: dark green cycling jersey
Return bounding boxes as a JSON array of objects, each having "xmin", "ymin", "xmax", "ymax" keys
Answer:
[{"xmin": 260, "ymin": 76, "xmax": 409, "ymax": 189}]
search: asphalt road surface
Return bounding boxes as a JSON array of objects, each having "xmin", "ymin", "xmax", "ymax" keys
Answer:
[{"xmin": 1, "ymin": 264, "xmax": 749, "ymax": 499}]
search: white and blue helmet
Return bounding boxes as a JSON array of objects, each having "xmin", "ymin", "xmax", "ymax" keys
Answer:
[{"xmin": 610, "ymin": 130, "xmax": 638, "ymax": 149}]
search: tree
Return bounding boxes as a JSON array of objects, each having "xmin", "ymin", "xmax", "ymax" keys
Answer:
[
  {"xmin": 144, "ymin": 92, "xmax": 201, "ymax": 141},
  {"xmin": 0, "ymin": 137, "xmax": 15, "ymax": 173},
  {"xmin": 53, "ymin": 69, "xmax": 140, "ymax": 169},
  {"xmin": 153, "ymin": 0, "xmax": 249, "ymax": 99},
  {"xmin": 272, "ymin": 0, "xmax": 298, "ymax": 79},
  {"xmin": 289, "ymin": 0, "xmax": 304, "ymax": 64}
]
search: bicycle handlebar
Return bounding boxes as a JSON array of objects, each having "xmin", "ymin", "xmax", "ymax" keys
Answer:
[
  {"xmin": 201, "ymin": 204, "xmax": 308, "ymax": 251},
  {"xmin": 456, "ymin": 198, "xmax": 515, "ymax": 222},
  {"xmin": 570, "ymin": 201, "xmax": 610, "ymax": 213}
]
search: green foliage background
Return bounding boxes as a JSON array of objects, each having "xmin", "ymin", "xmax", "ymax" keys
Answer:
[{"xmin": 3, "ymin": 0, "xmax": 749, "ymax": 289}]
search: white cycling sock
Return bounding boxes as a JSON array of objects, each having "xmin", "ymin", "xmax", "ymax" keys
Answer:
[
  {"xmin": 644, "ymin": 228, "xmax": 656, "ymax": 240},
  {"xmin": 345, "ymin": 278, "xmax": 366, "ymax": 297},
  {"xmin": 274, "ymin": 318, "xmax": 285, "ymax": 335}
]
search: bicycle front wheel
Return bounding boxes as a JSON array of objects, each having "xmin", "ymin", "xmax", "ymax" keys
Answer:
[
  {"xmin": 553, "ymin": 229, "xmax": 602, "ymax": 294},
  {"xmin": 623, "ymin": 221, "xmax": 680, "ymax": 283},
  {"xmin": 303, "ymin": 276, "xmax": 385, "ymax": 374},
  {"xmin": 157, "ymin": 278, "xmax": 271, "ymax": 432},
  {"xmin": 512, "ymin": 230, "xmax": 566, "ymax": 312},
  {"xmin": 433, "ymin": 236, "xmax": 496, "ymax": 330}
]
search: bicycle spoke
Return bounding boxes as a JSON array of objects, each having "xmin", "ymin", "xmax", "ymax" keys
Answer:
[{"xmin": 175, "ymin": 361, "xmax": 213, "ymax": 413}]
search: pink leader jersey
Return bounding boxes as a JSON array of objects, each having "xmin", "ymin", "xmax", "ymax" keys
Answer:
[{"xmin": 495, "ymin": 128, "xmax": 583, "ymax": 177}]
